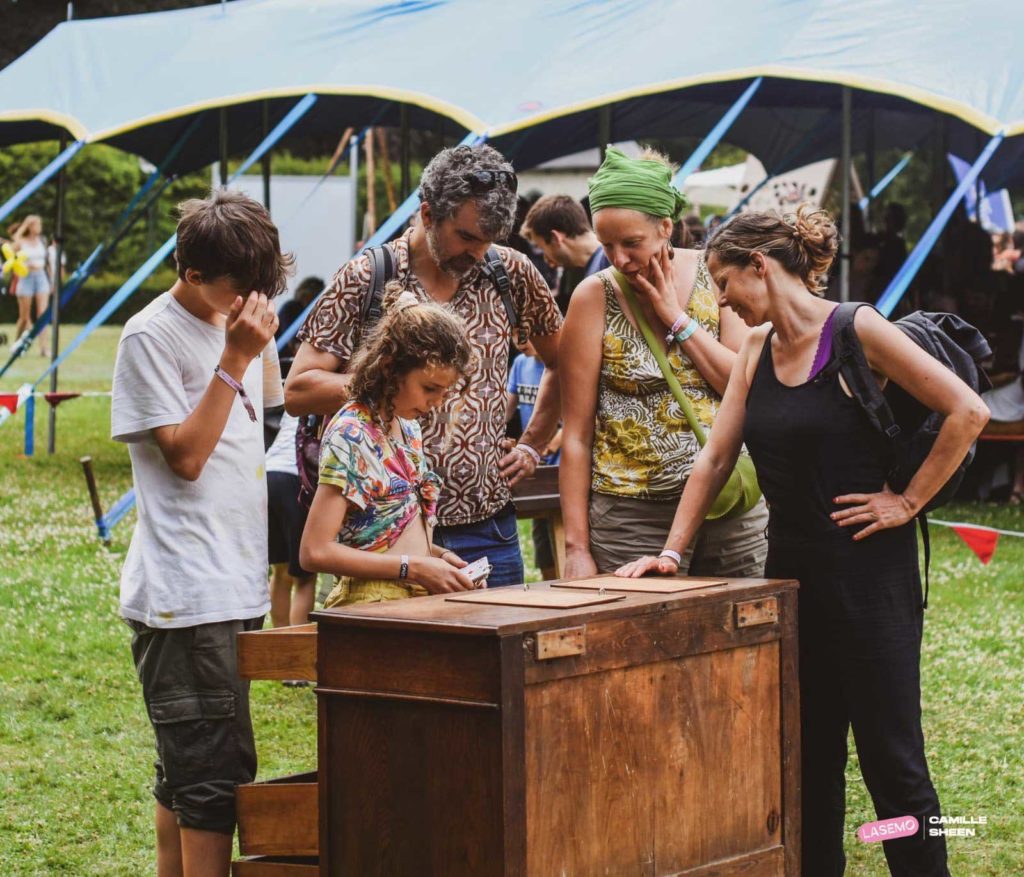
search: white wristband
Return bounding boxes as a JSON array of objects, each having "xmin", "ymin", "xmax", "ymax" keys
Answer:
[
  {"xmin": 658, "ymin": 549, "xmax": 682, "ymax": 566},
  {"xmin": 516, "ymin": 443, "xmax": 542, "ymax": 465}
]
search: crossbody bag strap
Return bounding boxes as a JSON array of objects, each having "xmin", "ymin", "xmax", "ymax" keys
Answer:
[{"xmin": 610, "ymin": 269, "xmax": 708, "ymax": 447}]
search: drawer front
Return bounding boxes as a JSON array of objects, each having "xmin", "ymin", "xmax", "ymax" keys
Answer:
[
  {"xmin": 238, "ymin": 623, "xmax": 317, "ymax": 682},
  {"xmin": 231, "ymin": 856, "xmax": 318, "ymax": 876},
  {"xmin": 237, "ymin": 773, "xmax": 318, "ymax": 857}
]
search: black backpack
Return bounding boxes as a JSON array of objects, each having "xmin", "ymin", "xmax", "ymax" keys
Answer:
[
  {"xmin": 826, "ymin": 302, "xmax": 992, "ymax": 605},
  {"xmin": 295, "ymin": 244, "xmax": 515, "ymax": 508}
]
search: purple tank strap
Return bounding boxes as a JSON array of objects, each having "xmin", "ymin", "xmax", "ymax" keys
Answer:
[{"xmin": 808, "ymin": 306, "xmax": 839, "ymax": 381}]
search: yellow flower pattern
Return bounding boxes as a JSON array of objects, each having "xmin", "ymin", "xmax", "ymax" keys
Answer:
[{"xmin": 592, "ymin": 257, "xmax": 721, "ymax": 498}]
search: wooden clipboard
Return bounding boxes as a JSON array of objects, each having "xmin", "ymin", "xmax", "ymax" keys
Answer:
[{"xmin": 552, "ymin": 576, "xmax": 727, "ymax": 594}]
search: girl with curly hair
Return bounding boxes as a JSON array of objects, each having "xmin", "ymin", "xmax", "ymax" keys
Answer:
[{"xmin": 300, "ymin": 284, "xmax": 477, "ymax": 606}]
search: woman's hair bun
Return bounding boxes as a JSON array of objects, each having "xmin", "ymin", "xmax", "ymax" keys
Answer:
[
  {"xmin": 706, "ymin": 203, "xmax": 841, "ymax": 295},
  {"xmin": 785, "ymin": 205, "xmax": 839, "ymax": 294}
]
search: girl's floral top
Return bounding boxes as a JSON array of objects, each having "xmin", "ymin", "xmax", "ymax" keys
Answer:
[
  {"xmin": 591, "ymin": 259, "xmax": 721, "ymax": 499},
  {"xmin": 318, "ymin": 400, "xmax": 442, "ymax": 552}
]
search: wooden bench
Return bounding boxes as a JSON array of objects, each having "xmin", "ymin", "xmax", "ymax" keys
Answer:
[{"xmin": 510, "ymin": 464, "xmax": 565, "ymax": 577}]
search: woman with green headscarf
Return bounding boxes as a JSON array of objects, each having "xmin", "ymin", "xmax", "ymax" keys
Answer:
[{"xmin": 560, "ymin": 146, "xmax": 768, "ymax": 578}]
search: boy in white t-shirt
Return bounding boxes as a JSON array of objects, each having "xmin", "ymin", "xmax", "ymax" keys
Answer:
[{"xmin": 111, "ymin": 189, "xmax": 292, "ymax": 877}]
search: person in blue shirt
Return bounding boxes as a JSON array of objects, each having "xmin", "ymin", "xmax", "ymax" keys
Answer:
[{"xmin": 507, "ymin": 339, "xmax": 561, "ymax": 579}]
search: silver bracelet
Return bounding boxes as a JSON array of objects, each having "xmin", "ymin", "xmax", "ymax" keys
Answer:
[{"xmin": 658, "ymin": 549, "xmax": 682, "ymax": 565}]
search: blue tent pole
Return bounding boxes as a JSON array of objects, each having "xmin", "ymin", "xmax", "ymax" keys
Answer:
[
  {"xmin": 876, "ymin": 131, "xmax": 1004, "ymax": 318},
  {"xmin": 277, "ymin": 130, "xmax": 487, "ymax": 351},
  {"xmin": 672, "ymin": 78, "xmax": 762, "ymax": 188},
  {"xmin": 104, "ymin": 116, "xmax": 468, "ymax": 536},
  {"xmin": 0, "ymin": 172, "xmax": 176, "ymax": 379},
  {"xmin": 0, "ymin": 140, "xmax": 85, "ymax": 225},
  {"xmin": 1, "ymin": 116, "xmax": 201, "ymax": 378},
  {"xmin": 859, "ymin": 152, "xmax": 913, "ymax": 211},
  {"xmin": 31, "ymin": 94, "xmax": 318, "ymax": 390},
  {"xmin": 23, "ymin": 394, "xmax": 35, "ymax": 456}
]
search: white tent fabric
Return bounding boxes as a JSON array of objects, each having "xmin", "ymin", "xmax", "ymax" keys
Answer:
[{"xmin": 0, "ymin": 0, "xmax": 1022, "ymax": 180}]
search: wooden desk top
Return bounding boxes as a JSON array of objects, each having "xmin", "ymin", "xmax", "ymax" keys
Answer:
[{"xmin": 312, "ymin": 576, "xmax": 797, "ymax": 636}]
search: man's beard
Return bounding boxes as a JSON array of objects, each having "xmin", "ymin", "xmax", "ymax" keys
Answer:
[{"xmin": 426, "ymin": 226, "xmax": 479, "ymax": 278}]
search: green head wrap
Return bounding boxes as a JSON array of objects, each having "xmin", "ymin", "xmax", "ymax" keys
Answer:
[{"xmin": 587, "ymin": 146, "xmax": 690, "ymax": 220}]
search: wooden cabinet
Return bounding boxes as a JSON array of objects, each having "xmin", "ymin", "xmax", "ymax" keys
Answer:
[{"xmin": 314, "ymin": 577, "xmax": 800, "ymax": 876}]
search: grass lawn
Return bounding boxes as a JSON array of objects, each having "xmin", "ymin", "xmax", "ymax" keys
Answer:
[{"xmin": 1, "ymin": 323, "xmax": 1022, "ymax": 874}]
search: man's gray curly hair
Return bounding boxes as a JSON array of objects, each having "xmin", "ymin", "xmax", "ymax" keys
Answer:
[{"xmin": 419, "ymin": 144, "xmax": 517, "ymax": 241}]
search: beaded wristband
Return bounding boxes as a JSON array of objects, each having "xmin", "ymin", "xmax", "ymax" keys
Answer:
[
  {"xmin": 658, "ymin": 549, "xmax": 682, "ymax": 565},
  {"xmin": 665, "ymin": 312, "xmax": 689, "ymax": 343},
  {"xmin": 674, "ymin": 319, "xmax": 699, "ymax": 345},
  {"xmin": 515, "ymin": 443, "xmax": 542, "ymax": 465},
  {"xmin": 213, "ymin": 365, "xmax": 257, "ymax": 422}
]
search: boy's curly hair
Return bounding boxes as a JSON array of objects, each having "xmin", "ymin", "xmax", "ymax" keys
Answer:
[{"xmin": 347, "ymin": 282, "xmax": 475, "ymax": 425}]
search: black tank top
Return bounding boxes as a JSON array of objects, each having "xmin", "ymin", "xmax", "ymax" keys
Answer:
[{"xmin": 744, "ymin": 330, "xmax": 891, "ymax": 540}]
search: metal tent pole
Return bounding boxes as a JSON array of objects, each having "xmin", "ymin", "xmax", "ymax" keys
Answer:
[
  {"xmin": 350, "ymin": 134, "xmax": 360, "ymax": 254},
  {"xmin": 400, "ymin": 105, "xmax": 411, "ymax": 201},
  {"xmin": 598, "ymin": 106, "xmax": 612, "ymax": 163},
  {"xmin": 865, "ymin": 109, "xmax": 876, "ymax": 227},
  {"xmin": 219, "ymin": 108, "xmax": 229, "ymax": 187},
  {"xmin": 262, "ymin": 101, "xmax": 272, "ymax": 212},
  {"xmin": 840, "ymin": 86, "xmax": 852, "ymax": 303},
  {"xmin": 47, "ymin": 133, "xmax": 68, "ymax": 454}
]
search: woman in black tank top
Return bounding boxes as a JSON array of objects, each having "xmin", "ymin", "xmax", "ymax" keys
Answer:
[{"xmin": 617, "ymin": 207, "xmax": 988, "ymax": 876}]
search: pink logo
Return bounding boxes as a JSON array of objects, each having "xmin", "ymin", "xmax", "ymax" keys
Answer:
[{"xmin": 858, "ymin": 816, "xmax": 920, "ymax": 843}]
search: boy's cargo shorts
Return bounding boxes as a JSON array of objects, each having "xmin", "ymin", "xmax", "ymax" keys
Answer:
[{"xmin": 127, "ymin": 616, "xmax": 263, "ymax": 834}]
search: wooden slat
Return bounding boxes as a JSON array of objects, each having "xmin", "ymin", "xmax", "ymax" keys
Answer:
[
  {"xmin": 231, "ymin": 857, "xmax": 318, "ymax": 876},
  {"xmin": 237, "ymin": 779, "xmax": 318, "ymax": 857},
  {"xmin": 237, "ymin": 623, "xmax": 316, "ymax": 681},
  {"xmin": 511, "ymin": 464, "xmax": 560, "ymax": 516}
]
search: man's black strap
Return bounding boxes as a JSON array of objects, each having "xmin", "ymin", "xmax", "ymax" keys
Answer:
[
  {"xmin": 480, "ymin": 246, "xmax": 519, "ymax": 338},
  {"xmin": 360, "ymin": 244, "xmax": 516, "ymax": 337},
  {"xmin": 361, "ymin": 244, "xmax": 395, "ymax": 326}
]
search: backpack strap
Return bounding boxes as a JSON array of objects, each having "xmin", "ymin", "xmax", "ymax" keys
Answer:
[
  {"xmin": 479, "ymin": 246, "xmax": 520, "ymax": 340},
  {"xmin": 360, "ymin": 244, "xmax": 396, "ymax": 328},
  {"xmin": 828, "ymin": 302, "xmax": 901, "ymax": 441}
]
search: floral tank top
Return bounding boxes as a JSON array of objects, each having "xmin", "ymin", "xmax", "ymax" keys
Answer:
[
  {"xmin": 591, "ymin": 257, "xmax": 722, "ymax": 499},
  {"xmin": 319, "ymin": 401, "xmax": 442, "ymax": 552}
]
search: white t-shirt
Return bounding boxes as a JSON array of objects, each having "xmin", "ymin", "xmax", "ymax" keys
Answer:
[
  {"xmin": 265, "ymin": 410, "xmax": 299, "ymax": 476},
  {"xmin": 111, "ymin": 292, "xmax": 270, "ymax": 628}
]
